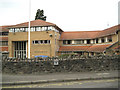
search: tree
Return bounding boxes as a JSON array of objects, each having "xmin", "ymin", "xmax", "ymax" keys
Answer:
[{"xmin": 35, "ymin": 9, "xmax": 47, "ymax": 21}]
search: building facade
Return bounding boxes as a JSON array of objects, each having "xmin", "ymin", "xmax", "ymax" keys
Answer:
[
  {"xmin": 1, "ymin": 20, "xmax": 120, "ymax": 59},
  {"xmin": 0, "ymin": 26, "xmax": 9, "ymax": 58},
  {"xmin": 59, "ymin": 25, "xmax": 120, "ymax": 56},
  {"xmin": 8, "ymin": 20, "xmax": 63, "ymax": 58}
]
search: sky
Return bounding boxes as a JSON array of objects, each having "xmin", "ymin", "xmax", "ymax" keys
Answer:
[{"xmin": 0, "ymin": 0, "xmax": 119, "ymax": 31}]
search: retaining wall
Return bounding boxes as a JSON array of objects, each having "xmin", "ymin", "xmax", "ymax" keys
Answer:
[{"xmin": 2, "ymin": 56, "xmax": 120, "ymax": 74}]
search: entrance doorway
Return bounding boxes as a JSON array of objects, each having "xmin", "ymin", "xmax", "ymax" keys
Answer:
[{"xmin": 14, "ymin": 41, "xmax": 27, "ymax": 59}]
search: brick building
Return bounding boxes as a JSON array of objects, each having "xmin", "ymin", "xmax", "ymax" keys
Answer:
[
  {"xmin": 59, "ymin": 25, "xmax": 120, "ymax": 56},
  {"xmin": 0, "ymin": 19, "xmax": 120, "ymax": 58},
  {"xmin": 0, "ymin": 26, "xmax": 9, "ymax": 58},
  {"xmin": 8, "ymin": 20, "xmax": 63, "ymax": 58}
]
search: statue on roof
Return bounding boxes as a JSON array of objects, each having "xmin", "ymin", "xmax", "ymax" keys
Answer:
[{"xmin": 35, "ymin": 9, "xmax": 47, "ymax": 21}]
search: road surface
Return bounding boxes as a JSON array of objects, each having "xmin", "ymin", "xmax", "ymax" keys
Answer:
[{"xmin": 2, "ymin": 79, "xmax": 119, "ymax": 88}]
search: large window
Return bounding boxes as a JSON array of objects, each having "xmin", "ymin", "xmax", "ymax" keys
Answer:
[
  {"xmin": 74, "ymin": 40, "xmax": 81, "ymax": 44},
  {"xmin": 14, "ymin": 41, "xmax": 26, "ymax": 59},
  {"xmin": 101, "ymin": 38, "xmax": 105, "ymax": 43},
  {"xmin": 9, "ymin": 26, "xmax": 59, "ymax": 32},
  {"xmin": 0, "ymin": 32, "xmax": 8, "ymax": 36},
  {"xmin": 74, "ymin": 40, "xmax": 84, "ymax": 44},
  {"xmin": 0, "ymin": 41, "xmax": 8, "ymax": 46},
  {"xmin": 32, "ymin": 40, "xmax": 50, "ymax": 44}
]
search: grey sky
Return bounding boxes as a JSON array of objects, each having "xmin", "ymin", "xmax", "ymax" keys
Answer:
[{"xmin": 0, "ymin": 0, "xmax": 119, "ymax": 31}]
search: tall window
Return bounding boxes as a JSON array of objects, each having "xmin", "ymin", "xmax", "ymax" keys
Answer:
[
  {"xmin": 101, "ymin": 38, "xmax": 105, "ymax": 43},
  {"xmin": 87, "ymin": 40, "xmax": 90, "ymax": 44},
  {"xmin": 93, "ymin": 39, "xmax": 95, "ymax": 44},
  {"xmin": 44, "ymin": 40, "xmax": 48, "ymax": 44},
  {"xmin": 68, "ymin": 40, "xmax": 72, "ymax": 44},
  {"xmin": 96, "ymin": 38, "xmax": 98, "ymax": 43},
  {"xmin": 107, "ymin": 36, "xmax": 112, "ymax": 42}
]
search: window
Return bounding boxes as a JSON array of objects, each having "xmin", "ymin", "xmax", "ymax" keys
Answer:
[
  {"xmin": 63, "ymin": 40, "xmax": 67, "ymax": 44},
  {"xmin": 48, "ymin": 40, "xmax": 50, "ymax": 44},
  {"xmin": 25, "ymin": 28, "xmax": 28, "ymax": 32},
  {"xmin": 33, "ymin": 40, "xmax": 50, "ymax": 44},
  {"xmin": 32, "ymin": 41, "xmax": 35, "ymax": 44},
  {"xmin": 40, "ymin": 40, "xmax": 43, "ymax": 44},
  {"xmin": 44, "ymin": 40, "xmax": 47, "ymax": 44},
  {"xmin": 0, "ymin": 32, "xmax": 8, "ymax": 36},
  {"xmin": 0, "ymin": 41, "xmax": 8, "ymax": 46},
  {"xmin": 20, "ymin": 28, "xmax": 23, "ymax": 32},
  {"xmin": 63, "ymin": 40, "xmax": 71, "ymax": 44},
  {"xmin": 31, "ymin": 27, "xmax": 34, "ymax": 32},
  {"xmin": 48, "ymin": 26, "xmax": 52, "ymax": 30},
  {"xmin": 52, "ymin": 27, "xmax": 55, "ymax": 30},
  {"xmin": 91, "ymin": 52, "xmax": 94, "ymax": 56},
  {"xmin": 22, "ymin": 28, "xmax": 26, "ymax": 32},
  {"xmin": 107, "ymin": 36, "xmax": 112, "ymax": 42},
  {"xmin": 93, "ymin": 39, "xmax": 95, "ymax": 44},
  {"xmin": 81, "ymin": 40, "xmax": 84, "ymax": 44},
  {"xmin": 74, "ymin": 40, "xmax": 81, "ymax": 44},
  {"xmin": 0, "ymin": 41, "xmax": 2, "ymax": 46},
  {"xmin": 42, "ymin": 27, "xmax": 45, "ymax": 31},
  {"xmin": 96, "ymin": 38, "xmax": 98, "ymax": 43},
  {"xmin": 101, "ymin": 38, "xmax": 105, "ymax": 43},
  {"xmin": 87, "ymin": 40, "xmax": 90, "ymax": 44},
  {"xmin": 15, "ymin": 28, "xmax": 19, "ymax": 32},
  {"xmin": 31, "ymin": 27, "xmax": 36, "ymax": 32},
  {"xmin": 35, "ymin": 41, "xmax": 39, "ymax": 44},
  {"xmin": 68, "ymin": 40, "xmax": 71, "ymax": 44},
  {"xmin": 9, "ymin": 28, "xmax": 13, "ymax": 32},
  {"xmin": 44, "ymin": 27, "xmax": 48, "ymax": 31}
]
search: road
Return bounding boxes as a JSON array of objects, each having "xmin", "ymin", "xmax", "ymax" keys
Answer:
[{"xmin": 2, "ymin": 79, "xmax": 119, "ymax": 88}]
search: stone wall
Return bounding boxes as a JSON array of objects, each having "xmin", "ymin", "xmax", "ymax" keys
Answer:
[{"xmin": 2, "ymin": 55, "xmax": 120, "ymax": 74}]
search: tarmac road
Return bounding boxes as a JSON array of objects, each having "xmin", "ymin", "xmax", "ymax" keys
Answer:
[
  {"xmin": 2, "ymin": 70, "xmax": 118, "ymax": 84},
  {"xmin": 2, "ymin": 79, "xmax": 119, "ymax": 88}
]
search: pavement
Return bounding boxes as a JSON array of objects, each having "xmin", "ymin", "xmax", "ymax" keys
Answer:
[{"xmin": 1, "ymin": 70, "xmax": 119, "ymax": 86}]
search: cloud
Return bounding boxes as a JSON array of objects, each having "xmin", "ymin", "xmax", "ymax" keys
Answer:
[
  {"xmin": 0, "ymin": 0, "xmax": 21, "ymax": 9},
  {"xmin": 0, "ymin": 0, "xmax": 119, "ymax": 31}
]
